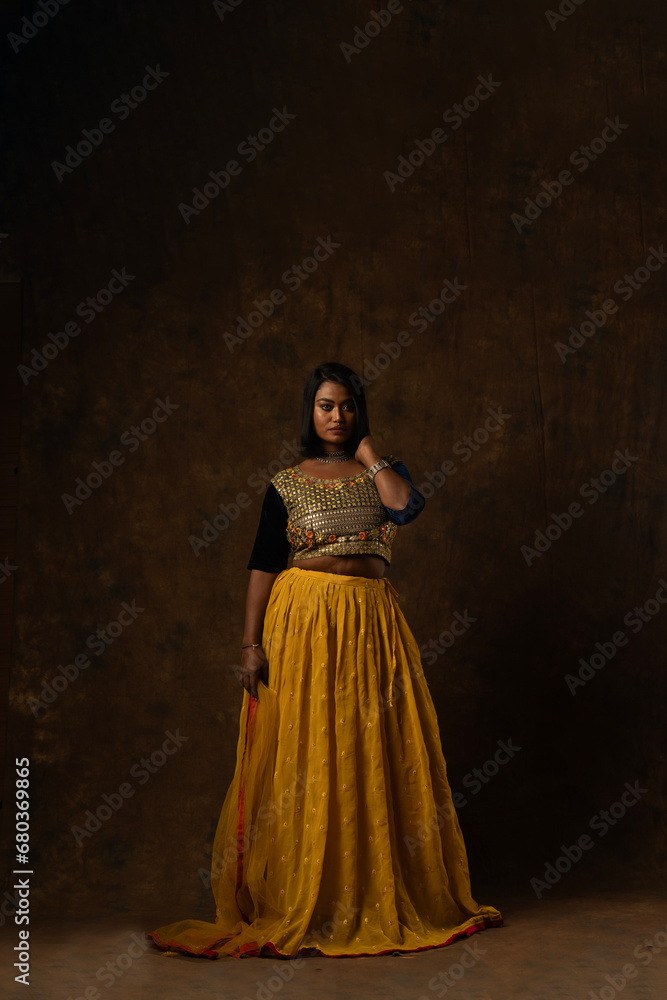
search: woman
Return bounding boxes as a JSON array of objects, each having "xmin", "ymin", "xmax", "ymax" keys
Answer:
[{"xmin": 149, "ymin": 361, "xmax": 502, "ymax": 959}]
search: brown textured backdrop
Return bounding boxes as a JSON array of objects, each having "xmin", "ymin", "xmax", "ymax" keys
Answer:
[{"xmin": 1, "ymin": 0, "xmax": 665, "ymax": 926}]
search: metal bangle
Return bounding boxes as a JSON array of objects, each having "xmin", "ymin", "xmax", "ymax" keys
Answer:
[{"xmin": 366, "ymin": 459, "xmax": 390, "ymax": 480}]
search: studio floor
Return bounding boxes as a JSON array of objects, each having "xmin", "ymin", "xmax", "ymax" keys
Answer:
[{"xmin": 1, "ymin": 885, "xmax": 666, "ymax": 1000}]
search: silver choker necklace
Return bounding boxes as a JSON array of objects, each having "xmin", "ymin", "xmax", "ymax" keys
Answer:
[{"xmin": 317, "ymin": 449, "xmax": 354, "ymax": 463}]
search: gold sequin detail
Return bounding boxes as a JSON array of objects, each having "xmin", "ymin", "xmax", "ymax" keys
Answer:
[{"xmin": 271, "ymin": 458, "xmax": 400, "ymax": 565}]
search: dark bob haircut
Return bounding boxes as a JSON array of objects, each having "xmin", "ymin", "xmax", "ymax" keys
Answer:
[{"xmin": 300, "ymin": 362, "xmax": 370, "ymax": 459}]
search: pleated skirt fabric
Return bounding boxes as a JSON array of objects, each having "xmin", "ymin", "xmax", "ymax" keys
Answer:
[{"xmin": 148, "ymin": 566, "xmax": 503, "ymax": 958}]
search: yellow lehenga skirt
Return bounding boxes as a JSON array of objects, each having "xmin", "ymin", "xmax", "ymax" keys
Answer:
[{"xmin": 148, "ymin": 566, "xmax": 503, "ymax": 958}]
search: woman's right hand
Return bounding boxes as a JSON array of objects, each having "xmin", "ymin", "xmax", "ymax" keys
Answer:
[{"xmin": 237, "ymin": 645, "xmax": 269, "ymax": 700}]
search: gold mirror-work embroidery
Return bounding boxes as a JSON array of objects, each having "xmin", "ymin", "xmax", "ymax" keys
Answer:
[{"xmin": 271, "ymin": 455, "xmax": 400, "ymax": 564}]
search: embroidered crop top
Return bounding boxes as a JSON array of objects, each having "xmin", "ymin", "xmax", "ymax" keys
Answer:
[{"xmin": 247, "ymin": 455, "xmax": 425, "ymax": 572}]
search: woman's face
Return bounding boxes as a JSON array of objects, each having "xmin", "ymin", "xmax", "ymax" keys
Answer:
[{"xmin": 313, "ymin": 380, "xmax": 356, "ymax": 449}]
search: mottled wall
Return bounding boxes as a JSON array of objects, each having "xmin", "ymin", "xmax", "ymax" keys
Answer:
[{"xmin": 1, "ymin": 0, "xmax": 666, "ymax": 924}]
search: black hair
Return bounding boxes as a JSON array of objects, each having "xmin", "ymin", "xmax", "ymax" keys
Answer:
[{"xmin": 300, "ymin": 362, "xmax": 370, "ymax": 459}]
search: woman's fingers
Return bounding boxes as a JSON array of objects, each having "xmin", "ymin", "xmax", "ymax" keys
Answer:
[
  {"xmin": 238, "ymin": 656, "xmax": 267, "ymax": 700},
  {"xmin": 249, "ymin": 664, "xmax": 261, "ymax": 700}
]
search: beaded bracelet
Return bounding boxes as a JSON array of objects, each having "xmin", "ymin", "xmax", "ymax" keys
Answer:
[{"xmin": 241, "ymin": 643, "xmax": 261, "ymax": 649}]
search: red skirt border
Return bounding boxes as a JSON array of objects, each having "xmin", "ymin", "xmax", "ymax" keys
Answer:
[{"xmin": 146, "ymin": 912, "xmax": 504, "ymax": 961}]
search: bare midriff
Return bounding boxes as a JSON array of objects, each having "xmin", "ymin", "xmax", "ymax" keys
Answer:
[{"xmin": 292, "ymin": 553, "xmax": 386, "ymax": 579}]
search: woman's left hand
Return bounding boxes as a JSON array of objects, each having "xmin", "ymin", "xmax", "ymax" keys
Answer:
[{"xmin": 355, "ymin": 434, "xmax": 381, "ymax": 467}]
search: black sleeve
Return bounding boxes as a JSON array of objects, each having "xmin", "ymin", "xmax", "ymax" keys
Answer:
[
  {"xmin": 383, "ymin": 460, "xmax": 426, "ymax": 525},
  {"xmin": 246, "ymin": 484, "xmax": 291, "ymax": 572}
]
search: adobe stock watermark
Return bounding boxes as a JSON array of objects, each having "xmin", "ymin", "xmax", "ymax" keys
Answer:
[
  {"xmin": 419, "ymin": 938, "xmax": 487, "ymax": 999},
  {"xmin": 545, "ymin": 0, "xmax": 588, "ymax": 32},
  {"xmin": 339, "ymin": 0, "xmax": 411, "ymax": 62},
  {"xmin": 520, "ymin": 449, "xmax": 638, "ymax": 566},
  {"xmin": 28, "ymin": 600, "xmax": 145, "ymax": 717},
  {"xmin": 18, "ymin": 267, "xmax": 135, "ymax": 385},
  {"xmin": 212, "ymin": 0, "xmax": 246, "ymax": 20},
  {"xmin": 511, "ymin": 116, "xmax": 629, "ymax": 233},
  {"xmin": 70, "ymin": 730, "xmax": 188, "ymax": 845},
  {"xmin": 384, "ymin": 72, "xmax": 501, "ymax": 192},
  {"xmin": 64, "ymin": 930, "xmax": 153, "ymax": 997},
  {"xmin": 0, "ymin": 558, "xmax": 18, "ymax": 584},
  {"xmin": 51, "ymin": 66, "xmax": 169, "ymax": 182},
  {"xmin": 405, "ymin": 738, "xmax": 522, "ymax": 856},
  {"xmin": 7, "ymin": 0, "xmax": 72, "ymax": 54},
  {"xmin": 61, "ymin": 397, "xmax": 179, "ymax": 514},
  {"xmin": 351, "ymin": 277, "xmax": 468, "ymax": 388},
  {"xmin": 359, "ymin": 656, "xmax": 425, "ymax": 726},
  {"xmin": 555, "ymin": 245, "xmax": 667, "ymax": 362},
  {"xmin": 178, "ymin": 106, "xmax": 296, "ymax": 223},
  {"xmin": 530, "ymin": 779, "xmax": 648, "ymax": 898},
  {"xmin": 199, "ymin": 771, "xmax": 318, "ymax": 889},
  {"xmin": 412, "ymin": 406, "xmax": 512, "ymax": 500},
  {"xmin": 189, "ymin": 438, "xmax": 302, "ymax": 554},
  {"xmin": 419, "ymin": 610, "xmax": 477, "ymax": 666},
  {"xmin": 589, "ymin": 919, "xmax": 667, "ymax": 1000},
  {"xmin": 223, "ymin": 235, "xmax": 340, "ymax": 353},
  {"xmin": 565, "ymin": 578, "xmax": 667, "ymax": 695}
]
